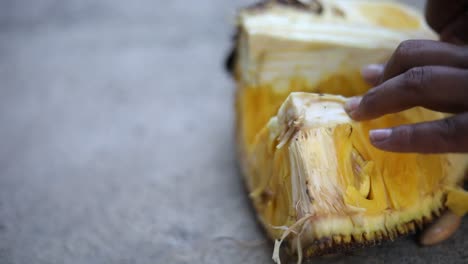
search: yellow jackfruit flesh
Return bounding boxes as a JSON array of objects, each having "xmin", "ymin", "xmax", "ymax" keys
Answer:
[
  {"xmin": 252, "ymin": 93, "xmax": 467, "ymax": 259},
  {"xmin": 228, "ymin": 0, "xmax": 468, "ymax": 261}
]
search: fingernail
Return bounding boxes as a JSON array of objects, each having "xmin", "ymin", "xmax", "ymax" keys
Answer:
[
  {"xmin": 369, "ymin": 129, "xmax": 392, "ymax": 143},
  {"xmin": 344, "ymin": 97, "xmax": 362, "ymax": 118},
  {"xmin": 361, "ymin": 64, "xmax": 384, "ymax": 85}
]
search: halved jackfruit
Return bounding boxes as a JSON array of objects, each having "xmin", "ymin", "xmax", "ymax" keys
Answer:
[{"xmin": 228, "ymin": 0, "xmax": 468, "ymax": 262}]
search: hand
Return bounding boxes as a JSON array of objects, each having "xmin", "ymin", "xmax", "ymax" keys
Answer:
[
  {"xmin": 425, "ymin": 0, "xmax": 468, "ymax": 44},
  {"xmin": 345, "ymin": 40, "xmax": 468, "ymax": 153},
  {"xmin": 345, "ymin": 2, "xmax": 468, "ymax": 246}
]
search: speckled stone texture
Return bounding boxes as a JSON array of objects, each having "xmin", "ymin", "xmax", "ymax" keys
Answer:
[{"xmin": 0, "ymin": 0, "xmax": 466, "ymax": 263}]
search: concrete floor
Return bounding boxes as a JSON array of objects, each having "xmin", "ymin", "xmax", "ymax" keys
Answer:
[{"xmin": 0, "ymin": 0, "xmax": 466, "ymax": 263}]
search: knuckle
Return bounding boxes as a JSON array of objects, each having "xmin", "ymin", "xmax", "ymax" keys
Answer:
[
  {"xmin": 386, "ymin": 40, "xmax": 431, "ymax": 80},
  {"xmin": 436, "ymin": 118, "xmax": 460, "ymax": 150},
  {"xmin": 459, "ymin": 47, "xmax": 468, "ymax": 63},
  {"xmin": 401, "ymin": 67, "xmax": 431, "ymax": 93},
  {"xmin": 463, "ymin": 69, "xmax": 468, "ymax": 84},
  {"xmin": 439, "ymin": 118, "xmax": 458, "ymax": 137},
  {"xmin": 360, "ymin": 88, "xmax": 378, "ymax": 112},
  {"xmin": 394, "ymin": 126, "xmax": 414, "ymax": 147},
  {"xmin": 395, "ymin": 40, "xmax": 422, "ymax": 59}
]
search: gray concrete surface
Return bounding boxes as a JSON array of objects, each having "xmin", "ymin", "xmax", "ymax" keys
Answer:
[{"xmin": 0, "ymin": 0, "xmax": 466, "ymax": 263}]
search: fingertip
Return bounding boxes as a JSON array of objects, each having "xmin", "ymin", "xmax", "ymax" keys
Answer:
[
  {"xmin": 344, "ymin": 97, "xmax": 362, "ymax": 119},
  {"xmin": 361, "ymin": 64, "xmax": 384, "ymax": 85},
  {"xmin": 368, "ymin": 128, "xmax": 397, "ymax": 152},
  {"xmin": 369, "ymin": 129, "xmax": 392, "ymax": 145}
]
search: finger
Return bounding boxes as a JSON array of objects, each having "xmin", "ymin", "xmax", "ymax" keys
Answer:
[
  {"xmin": 420, "ymin": 210, "xmax": 462, "ymax": 246},
  {"xmin": 440, "ymin": 10, "xmax": 468, "ymax": 44},
  {"xmin": 425, "ymin": 0, "xmax": 468, "ymax": 34},
  {"xmin": 361, "ymin": 64, "xmax": 384, "ymax": 86},
  {"xmin": 368, "ymin": 113, "xmax": 468, "ymax": 153},
  {"xmin": 346, "ymin": 66, "xmax": 468, "ymax": 121},
  {"xmin": 380, "ymin": 40, "xmax": 468, "ymax": 82}
]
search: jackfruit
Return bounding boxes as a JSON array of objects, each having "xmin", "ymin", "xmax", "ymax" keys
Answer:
[
  {"xmin": 227, "ymin": 0, "xmax": 468, "ymax": 262},
  {"xmin": 251, "ymin": 93, "xmax": 467, "ymax": 260}
]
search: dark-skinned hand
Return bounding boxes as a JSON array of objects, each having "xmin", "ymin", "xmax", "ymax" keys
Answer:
[{"xmin": 344, "ymin": 0, "xmax": 468, "ymax": 154}]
